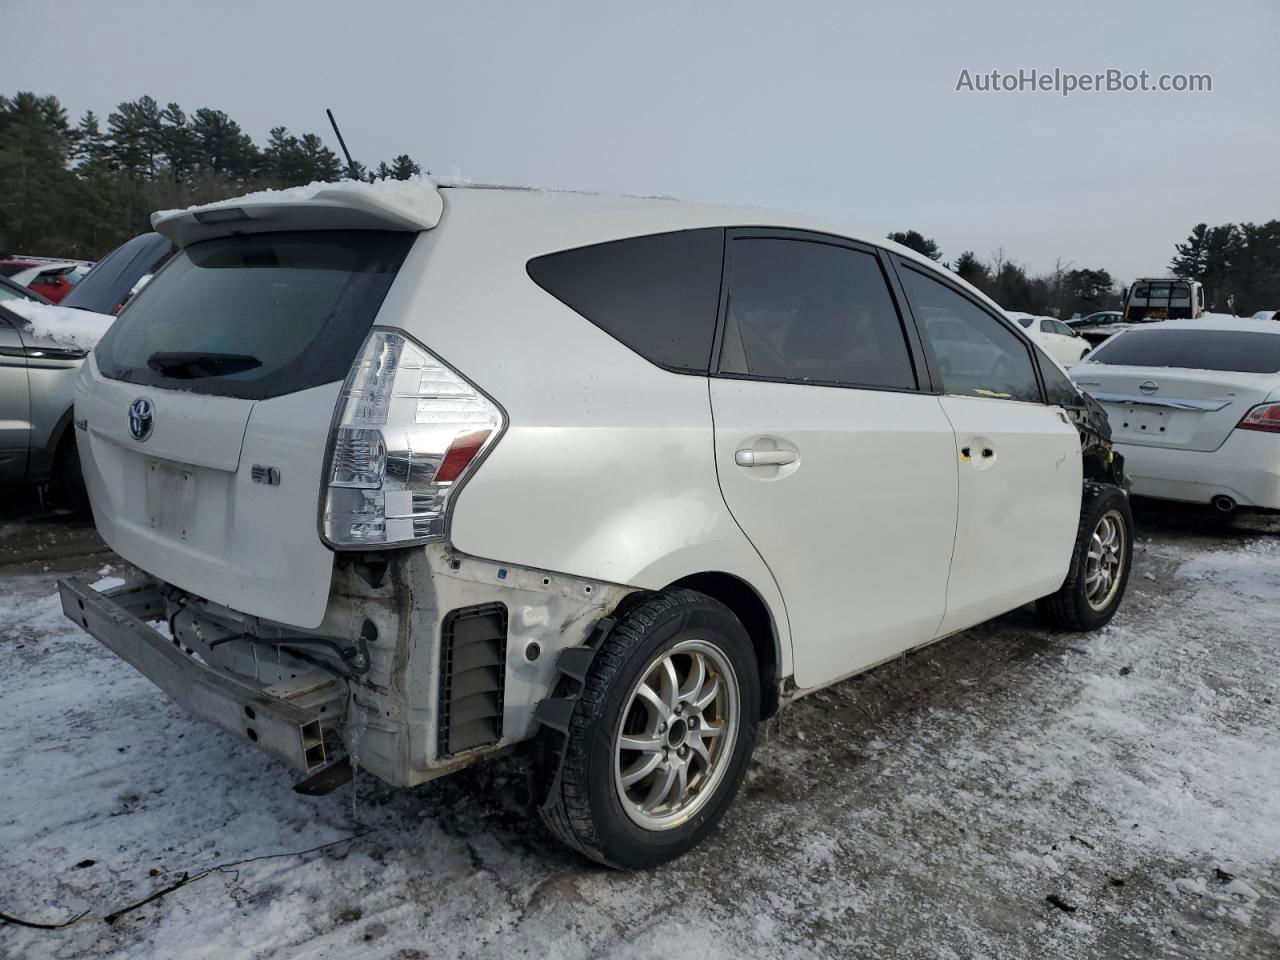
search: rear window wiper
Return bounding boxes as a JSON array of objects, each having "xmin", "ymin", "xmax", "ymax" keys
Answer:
[{"xmin": 146, "ymin": 351, "xmax": 263, "ymax": 379}]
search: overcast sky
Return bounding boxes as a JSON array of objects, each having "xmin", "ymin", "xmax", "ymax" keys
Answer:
[{"xmin": 8, "ymin": 0, "xmax": 1278, "ymax": 281}]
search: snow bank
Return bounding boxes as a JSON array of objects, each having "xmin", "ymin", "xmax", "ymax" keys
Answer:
[{"xmin": 5, "ymin": 299, "xmax": 115, "ymax": 351}]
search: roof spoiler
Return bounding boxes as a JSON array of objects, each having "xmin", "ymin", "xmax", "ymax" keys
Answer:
[{"xmin": 151, "ymin": 180, "xmax": 444, "ymax": 247}]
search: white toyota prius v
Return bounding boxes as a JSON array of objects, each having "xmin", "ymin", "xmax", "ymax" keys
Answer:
[{"xmin": 60, "ymin": 180, "xmax": 1133, "ymax": 868}]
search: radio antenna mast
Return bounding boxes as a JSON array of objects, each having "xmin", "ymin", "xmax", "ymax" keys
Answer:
[{"xmin": 326, "ymin": 108, "xmax": 360, "ymax": 180}]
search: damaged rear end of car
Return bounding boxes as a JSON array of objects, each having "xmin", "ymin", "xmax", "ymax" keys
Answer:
[{"xmin": 59, "ymin": 182, "xmax": 638, "ymax": 789}]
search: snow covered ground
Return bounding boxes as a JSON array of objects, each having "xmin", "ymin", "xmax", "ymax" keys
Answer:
[{"xmin": 0, "ymin": 499, "xmax": 1277, "ymax": 959}]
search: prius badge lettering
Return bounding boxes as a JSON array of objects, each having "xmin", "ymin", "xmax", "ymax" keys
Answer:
[{"xmin": 128, "ymin": 397, "xmax": 154, "ymax": 442}]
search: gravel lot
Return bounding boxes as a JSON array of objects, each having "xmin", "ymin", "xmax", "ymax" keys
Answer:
[{"xmin": 1, "ymin": 491, "xmax": 1277, "ymax": 959}]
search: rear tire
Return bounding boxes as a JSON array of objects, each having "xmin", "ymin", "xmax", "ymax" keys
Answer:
[
  {"xmin": 1037, "ymin": 483, "xmax": 1133, "ymax": 631},
  {"xmin": 537, "ymin": 589, "xmax": 759, "ymax": 869},
  {"xmin": 51, "ymin": 433, "xmax": 89, "ymax": 514}
]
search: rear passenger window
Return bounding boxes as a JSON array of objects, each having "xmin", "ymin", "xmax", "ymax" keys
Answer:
[
  {"xmin": 718, "ymin": 238, "xmax": 917, "ymax": 390},
  {"xmin": 526, "ymin": 229, "xmax": 724, "ymax": 373},
  {"xmin": 900, "ymin": 266, "xmax": 1042, "ymax": 402}
]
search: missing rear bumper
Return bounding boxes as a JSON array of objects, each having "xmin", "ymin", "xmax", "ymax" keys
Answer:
[{"xmin": 58, "ymin": 576, "xmax": 343, "ymax": 774}]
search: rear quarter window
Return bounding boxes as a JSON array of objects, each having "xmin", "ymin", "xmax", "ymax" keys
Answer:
[
  {"xmin": 94, "ymin": 230, "xmax": 413, "ymax": 400},
  {"xmin": 1088, "ymin": 328, "xmax": 1280, "ymax": 374},
  {"xmin": 526, "ymin": 228, "xmax": 725, "ymax": 373}
]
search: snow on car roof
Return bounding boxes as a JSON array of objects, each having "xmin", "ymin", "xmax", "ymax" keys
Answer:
[
  {"xmin": 4, "ymin": 299, "xmax": 115, "ymax": 351},
  {"xmin": 151, "ymin": 176, "xmax": 447, "ymax": 245},
  {"xmin": 153, "ymin": 175, "xmax": 444, "ymax": 226}
]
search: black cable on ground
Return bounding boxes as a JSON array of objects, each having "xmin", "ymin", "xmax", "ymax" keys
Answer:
[{"xmin": 0, "ymin": 828, "xmax": 374, "ymax": 933}]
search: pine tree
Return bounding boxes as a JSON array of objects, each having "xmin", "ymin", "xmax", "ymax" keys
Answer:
[
  {"xmin": 298, "ymin": 133, "xmax": 342, "ymax": 183},
  {"xmin": 0, "ymin": 93, "xmax": 77, "ymax": 253},
  {"xmin": 261, "ymin": 126, "xmax": 303, "ymax": 184},
  {"xmin": 191, "ymin": 108, "xmax": 259, "ymax": 182},
  {"xmin": 389, "ymin": 154, "xmax": 421, "ymax": 180},
  {"xmin": 158, "ymin": 102, "xmax": 198, "ymax": 181},
  {"xmin": 1170, "ymin": 224, "xmax": 1210, "ymax": 279},
  {"xmin": 70, "ymin": 110, "xmax": 111, "ymax": 171},
  {"xmin": 1235, "ymin": 221, "xmax": 1280, "ymax": 315},
  {"xmin": 887, "ymin": 229, "xmax": 942, "ymax": 261},
  {"xmin": 107, "ymin": 95, "xmax": 163, "ymax": 179},
  {"xmin": 951, "ymin": 250, "xmax": 990, "ymax": 290}
]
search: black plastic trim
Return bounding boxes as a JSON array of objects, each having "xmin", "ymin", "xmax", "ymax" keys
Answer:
[{"xmin": 437, "ymin": 602, "xmax": 508, "ymax": 757}]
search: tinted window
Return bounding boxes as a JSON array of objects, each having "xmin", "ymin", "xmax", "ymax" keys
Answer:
[
  {"xmin": 1037, "ymin": 349, "xmax": 1083, "ymax": 407},
  {"xmin": 526, "ymin": 228, "xmax": 724, "ymax": 373},
  {"xmin": 1039, "ymin": 319, "xmax": 1055, "ymax": 333},
  {"xmin": 718, "ymin": 238, "xmax": 916, "ymax": 389},
  {"xmin": 1087, "ymin": 328, "xmax": 1280, "ymax": 374},
  {"xmin": 902, "ymin": 267, "xmax": 1041, "ymax": 402},
  {"xmin": 94, "ymin": 230, "xmax": 413, "ymax": 400}
]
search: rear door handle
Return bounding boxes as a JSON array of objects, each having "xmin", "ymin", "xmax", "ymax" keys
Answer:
[{"xmin": 735, "ymin": 449, "xmax": 798, "ymax": 467}]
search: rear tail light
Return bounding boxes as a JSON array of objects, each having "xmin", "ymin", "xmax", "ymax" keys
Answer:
[
  {"xmin": 1237, "ymin": 402, "xmax": 1280, "ymax": 435},
  {"xmin": 322, "ymin": 329, "xmax": 504, "ymax": 548}
]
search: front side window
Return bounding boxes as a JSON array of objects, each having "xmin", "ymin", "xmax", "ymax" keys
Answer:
[
  {"xmin": 901, "ymin": 266, "xmax": 1041, "ymax": 402},
  {"xmin": 718, "ymin": 238, "xmax": 917, "ymax": 390}
]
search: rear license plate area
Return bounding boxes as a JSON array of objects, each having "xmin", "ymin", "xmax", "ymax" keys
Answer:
[
  {"xmin": 1116, "ymin": 408, "xmax": 1176, "ymax": 439},
  {"xmin": 144, "ymin": 460, "xmax": 196, "ymax": 540}
]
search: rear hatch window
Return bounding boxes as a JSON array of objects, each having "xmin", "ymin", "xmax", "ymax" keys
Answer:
[
  {"xmin": 1088, "ymin": 328, "xmax": 1280, "ymax": 374},
  {"xmin": 94, "ymin": 230, "xmax": 413, "ymax": 400}
]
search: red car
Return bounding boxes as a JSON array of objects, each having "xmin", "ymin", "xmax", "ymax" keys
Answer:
[{"xmin": 0, "ymin": 258, "xmax": 93, "ymax": 303}]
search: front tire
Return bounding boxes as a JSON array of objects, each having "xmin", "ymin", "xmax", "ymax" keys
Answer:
[
  {"xmin": 538, "ymin": 589, "xmax": 760, "ymax": 869},
  {"xmin": 1037, "ymin": 483, "xmax": 1133, "ymax": 630}
]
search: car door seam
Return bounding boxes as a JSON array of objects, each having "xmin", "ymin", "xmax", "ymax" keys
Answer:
[
  {"xmin": 704, "ymin": 376, "xmax": 796, "ymax": 673},
  {"xmin": 933, "ymin": 397, "xmax": 963, "ymax": 641}
]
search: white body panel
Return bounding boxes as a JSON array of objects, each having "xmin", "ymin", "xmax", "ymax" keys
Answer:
[
  {"xmin": 1035, "ymin": 327, "xmax": 1091, "ymax": 367},
  {"xmin": 76, "ymin": 356, "xmax": 338, "ymax": 627},
  {"xmin": 1073, "ymin": 365, "xmax": 1275, "ymax": 453},
  {"xmin": 936, "ymin": 396, "xmax": 1081, "ymax": 634},
  {"xmin": 708, "ymin": 379, "xmax": 957, "ymax": 688},
  {"xmin": 1115, "ymin": 431, "xmax": 1280, "ymax": 509}
]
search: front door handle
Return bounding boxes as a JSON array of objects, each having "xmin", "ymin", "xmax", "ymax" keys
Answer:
[{"xmin": 735, "ymin": 449, "xmax": 798, "ymax": 467}]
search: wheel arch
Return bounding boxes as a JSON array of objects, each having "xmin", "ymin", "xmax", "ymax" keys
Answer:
[
  {"xmin": 27, "ymin": 402, "xmax": 76, "ymax": 482},
  {"xmin": 663, "ymin": 570, "xmax": 785, "ymax": 718}
]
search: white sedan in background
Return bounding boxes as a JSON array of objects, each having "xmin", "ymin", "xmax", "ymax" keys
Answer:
[
  {"xmin": 1007, "ymin": 312, "xmax": 1092, "ymax": 367},
  {"xmin": 1070, "ymin": 317, "xmax": 1280, "ymax": 513}
]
